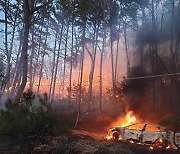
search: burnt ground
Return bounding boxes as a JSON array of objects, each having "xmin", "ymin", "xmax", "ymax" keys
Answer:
[{"xmin": 0, "ymin": 109, "xmax": 180, "ymax": 154}]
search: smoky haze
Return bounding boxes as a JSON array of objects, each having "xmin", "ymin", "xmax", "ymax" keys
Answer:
[{"xmin": 0, "ymin": 0, "xmax": 179, "ymax": 119}]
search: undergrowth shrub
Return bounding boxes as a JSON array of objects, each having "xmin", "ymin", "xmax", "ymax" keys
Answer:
[{"xmin": 0, "ymin": 90, "xmax": 74, "ymax": 138}]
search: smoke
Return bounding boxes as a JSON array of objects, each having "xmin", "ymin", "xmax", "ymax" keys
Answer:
[
  {"xmin": 25, "ymin": 41, "xmax": 127, "ymax": 100},
  {"xmin": 121, "ymin": 65, "xmax": 173, "ymax": 123}
]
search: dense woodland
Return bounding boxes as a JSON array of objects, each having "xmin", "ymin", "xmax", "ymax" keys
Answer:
[{"xmin": 0, "ymin": 0, "xmax": 180, "ymax": 118}]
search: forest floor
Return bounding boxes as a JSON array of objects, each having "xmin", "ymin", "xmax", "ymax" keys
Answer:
[{"xmin": 0, "ymin": 109, "xmax": 180, "ymax": 154}]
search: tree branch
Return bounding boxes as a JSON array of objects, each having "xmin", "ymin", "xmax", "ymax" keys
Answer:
[
  {"xmin": 0, "ymin": 19, "xmax": 9, "ymax": 24},
  {"xmin": 30, "ymin": 0, "xmax": 53, "ymax": 15},
  {"xmin": 85, "ymin": 46, "xmax": 93, "ymax": 61}
]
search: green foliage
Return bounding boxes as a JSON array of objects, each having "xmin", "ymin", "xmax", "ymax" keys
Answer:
[
  {"xmin": 22, "ymin": 89, "xmax": 35, "ymax": 107},
  {"xmin": 67, "ymin": 83, "xmax": 89, "ymax": 104},
  {"xmin": 0, "ymin": 99, "xmax": 35, "ymax": 137},
  {"xmin": 38, "ymin": 92, "xmax": 49, "ymax": 108},
  {"xmin": 0, "ymin": 91, "xmax": 73, "ymax": 138}
]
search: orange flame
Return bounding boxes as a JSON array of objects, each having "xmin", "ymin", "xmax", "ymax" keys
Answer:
[
  {"xmin": 105, "ymin": 111, "xmax": 137, "ymax": 140},
  {"xmin": 121, "ymin": 111, "xmax": 136, "ymax": 127},
  {"xmin": 105, "ymin": 112, "xmax": 175, "ymax": 150}
]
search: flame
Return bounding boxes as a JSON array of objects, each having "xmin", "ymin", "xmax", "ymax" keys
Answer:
[
  {"xmin": 159, "ymin": 139, "xmax": 163, "ymax": 143},
  {"xmin": 105, "ymin": 135, "xmax": 112, "ymax": 140},
  {"xmin": 121, "ymin": 111, "xmax": 136, "ymax": 127},
  {"xmin": 105, "ymin": 111, "xmax": 137, "ymax": 140},
  {"xmin": 105, "ymin": 111, "xmax": 176, "ymax": 150}
]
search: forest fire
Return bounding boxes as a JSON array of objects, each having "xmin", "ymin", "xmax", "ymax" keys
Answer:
[{"xmin": 1, "ymin": 0, "xmax": 180, "ymax": 153}]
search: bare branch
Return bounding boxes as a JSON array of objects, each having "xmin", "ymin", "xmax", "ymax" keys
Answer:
[
  {"xmin": 85, "ymin": 46, "xmax": 93, "ymax": 61},
  {"xmin": 30, "ymin": 0, "xmax": 53, "ymax": 15}
]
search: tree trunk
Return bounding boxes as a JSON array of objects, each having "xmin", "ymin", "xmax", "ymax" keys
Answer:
[
  {"xmin": 14, "ymin": 0, "xmax": 53, "ymax": 102},
  {"xmin": 99, "ymin": 0, "xmax": 106, "ymax": 112},
  {"xmin": 88, "ymin": 24, "xmax": 99, "ymax": 110},
  {"xmin": 115, "ymin": 22, "xmax": 121, "ymax": 82},
  {"xmin": 62, "ymin": 22, "xmax": 70, "ymax": 96},
  {"xmin": 139, "ymin": 5, "xmax": 145, "ymax": 71},
  {"xmin": 5, "ymin": 0, "xmax": 19, "ymax": 99},
  {"xmin": 69, "ymin": 21, "xmax": 74, "ymax": 104},
  {"xmin": 52, "ymin": 23, "xmax": 64, "ymax": 100},
  {"xmin": 29, "ymin": 24, "xmax": 35, "ymax": 90},
  {"xmin": 170, "ymin": 0, "xmax": 175, "ymax": 73},
  {"xmin": 110, "ymin": 22, "xmax": 116, "ymax": 105},
  {"xmin": 15, "ymin": 0, "xmax": 30, "ymax": 103},
  {"xmin": 10, "ymin": 37, "xmax": 22, "ymax": 98},
  {"xmin": 123, "ymin": 18, "xmax": 130, "ymax": 76},
  {"xmin": 78, "ymin": 22, "xmax": 86, "ymax": 114},
  {"xmin": 4, "ymin": 0, "xmax": 11, "ymax": 96},
  {"xmin": 49, "ymin": 32, "xmax": 58, "ymax": 101},
  {"xmin": 31, "ymin": 25, "xmax": 43, "ymax": 91},
  {"xmin": 99, "ymin": 25, "xmax": 106, "ymax": 112},
  {"xmin": 37, "ymin": 24, "xmax": 49, "ymax": 95}
]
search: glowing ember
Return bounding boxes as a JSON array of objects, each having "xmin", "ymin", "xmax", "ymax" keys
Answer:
[
  {"xmin": 129, "ymin": 140, "xmax": 134, "ymax": 144},
  {"xmin": 150, "ymin": 146, "xmax": 154, "ymax": 150},
  {"xmin": 121, "ymin": 111, "xmax": 136, "ymax": 127},
  {"xmin": 105, "ymin": 135, "xmax": 112, "ymax": 140}
]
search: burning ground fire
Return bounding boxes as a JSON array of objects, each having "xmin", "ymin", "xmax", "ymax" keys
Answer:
[{"xmin": 105, "ymin": 111, "xmax": 177, "ymax": 150}]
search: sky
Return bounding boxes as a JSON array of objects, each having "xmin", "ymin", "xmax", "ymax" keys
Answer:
[
  {"xmin": 0, "ymin": 11, "xmax": 3, "ymax": 18},
  {"xmin": 0, "ymin": 6, "xmax": 4, "ymax": 22},
  {"xmin": 0, "ymin": 10, "xmax": 4, "ymax": 43}
]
